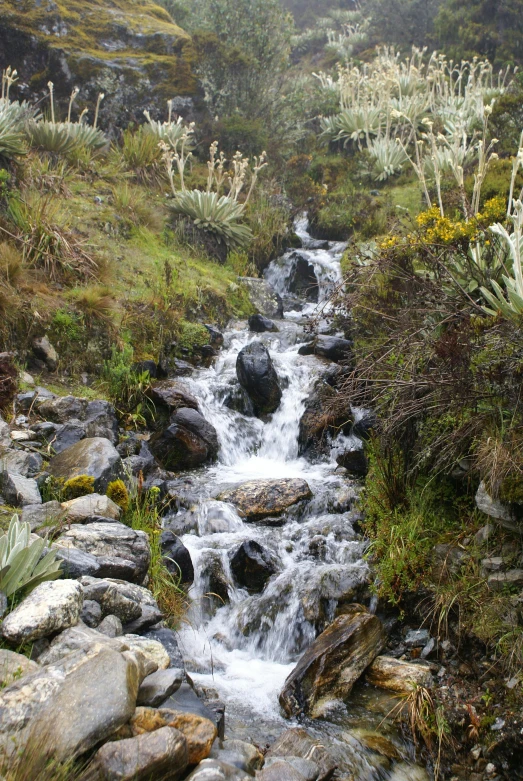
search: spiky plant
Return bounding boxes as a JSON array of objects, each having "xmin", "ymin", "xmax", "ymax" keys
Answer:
[
  {"xmin": 0, "ymin": 108, "xmax": 26, "ymax": 161},
  {"xmin": 171, "ymin": 190, "xmax": 253, "ymax": 250},
  {"xmin": 0, "ymin": 515, "xmax": 62, "ymax": 598},
  {"xmin": 143, "ymin": 111, "xmax": 194, "ymax": 151},
  {"xmin": 481, "ymin": 200, "xmax": 523, "ymax": 321},
  {"xmin": 367, "ymin": 136, "xmax": 408, "ymax": 181},
  {"xmin": 26, "ymin": 122, "xmax": 78, "ymax": 155}
]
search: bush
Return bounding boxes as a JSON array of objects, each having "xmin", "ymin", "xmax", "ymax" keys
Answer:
[
  {"xmin": 0, "ymin": 351, "xmax": 18, "ymax": 410},
  {"xmin": 170, "ymin": 191, "xmax": 253, "ymax": 252},
  {"xmin": 118, "ymin": 127, "xmax": 163, "ymax": 183},
  {"xmin": 102, "ymin": 344, "xmax": 152, "ymax": 421}
]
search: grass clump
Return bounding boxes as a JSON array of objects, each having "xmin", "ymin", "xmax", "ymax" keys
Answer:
[{"xmin": 106, "ymin": 479, "xmax": 129, "ymax": 513}]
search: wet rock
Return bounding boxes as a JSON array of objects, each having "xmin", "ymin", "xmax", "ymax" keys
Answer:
[
  {"xmin": 404, "ymin": 629, "xmax": 431, "ymax": 648},
  {"xmin": 0, "ymin": 649, "xmax": 39, "ymax": 687},
  {"xmin": 236, "ymin": 341, "xmax": 282, "ymax": 416},
  {"xmin": 211, "ymin": 739, "xmax": 263, "ymax": 774},
  {"xmin": 137, "ymin": 668, "xmax": 184, "ymax": 708},
  {"xmin": 335, "ymin": 448, "xmax": 367, "ymax": 476},
  {"xmin": 54, "ymin": 545, "xmax": 102, "ymax": 578},
  {"xmin": 89, "ymin": 726, "xmax": 188, "ymax": 781},
  {"xmin": 123, "ymin": 605, "xmax": 164, "ymax": 635},
  {"xmin": 159, "ymin": 708, "xmax": 218, "ymax": 764},
  {"xmin": 38, "ymin": 397, "xmax": 119, "ymax": 444},
  {"xmin": 266, "ymin": 728, "xmax": 337, "ymax": 781},
  {"xmin": 230, "ymin": 540, "xmax": 277, "ymax": 592},
  {"xmin": 200, "ymin": 551, "xmax": 230, "ymax": 613},
  {"xmin": 32, "ymin": 336, "xmax": 58, "ymax": 371},
  {"xmin": 239, "ymin": 277, "xmax": 283, "ymax": 319},
  {"xmin": 0, "ymin": 645, "xmax": 139, "ymax": 759},
  {"xmin": 351, "ymin": 409, "xmax": 378, "ymax": 440},
  {"xmin": 475, "ymin": 481, "xmax": 519, "ymax": 532},
  {"xmin": 147, "ymin": 381, "xmax": 199, "ymax": 412},
  {"xmin": 0, "ymin": 450, "xmax": 42, "ymax": 478},
  {"xmin": 488, "ymin": 569, "xmax": 523, "ymax": 590},
  {"xmin": 387, "ymin": 764, "xmax": 430, "ymax": 781},
  {"xmin": 1, "ymin": 580, "xmax": 83, "ymax": 645},
  {"xmin": 257, "ymin": 760, "xmax": 307, "ymax": 780},
  {"xmin": 164, "ymin": 683, "xmax": 223, "ymax": 736},
  {"xmin": 143, "ymin": 628, "xmax": 185, "ymax": 670},
  {"xmin": 279, "ymin": 607, "xmax": 386, "ymax": 718},
  {"xmin": 298, "ymin": 335, "xmax": 353, "ymax": 363},
  {"xmin": 205, "ymin": 325, "xmax": 224, "ymax": 347},
  {"xmin": 366, "ymin": 656, "xmax": 433, "ymax": 693},
  {"xmin": 22, "ymin": 500, "xmax": 65, "ymax": 531},
  {"xmin": 81, "ymin": 599, "xmax": 103, "ymax": 628},
  {"xmin": 186, "ymin": 758, "xmax": 250, "ymax": 780},
  {"xmin": 263, "ymin": 756, "xmax": 319, "ymax": 781},
  {"xmin": 0, "ymin": 471, "xmax": 41, "ymax": 506},
  {"xmin": 149, "ymin": 408, "xmax": 219, "ymax": 471},
  {"xmin": 347, "ymin": 729, "xmax": 403, "ymax": 760},
  {"xmin": 48, "ymin": 437, "xmax": 123, "ymax": 493},
  {"xmin": 160, "ymin": 530, "xmax": 194, "ymax": 584},
  {"xmin": 97, "ymin": 615, "xmax": 123, "ymax": 638},
  {"xmin": 218, "ymin": 478, "xmax": 312, "ymax": 522},
  {"xmin": 298, "ymin": 380, "xmax": 350, "ymax": 457},
  {"xmin": 133, "ymin": 360, "xmax": 158, "ymax": 378},
  {"xmin": 57, "ymin": 522, "xmax": 150, "ymax": 584},
  {"xmin": 289, "ymin": 254, "xmax": 319, "ymax": 302},
  {"xmin": 61, "ymin": 493, "xmax": 123, "ymax": 522},
  {"xmin": 248, "ymin": 314, "xmax": 279, "ymax": 333}
]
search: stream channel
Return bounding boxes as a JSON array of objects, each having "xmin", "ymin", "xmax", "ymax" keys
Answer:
[{"xmin": 172, "ymin": 218, "xmax": 430, "ymax": 780}]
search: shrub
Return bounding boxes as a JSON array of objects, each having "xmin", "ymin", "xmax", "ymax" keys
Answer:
[
  {"xmin": 119, "ymin": 126, "xmax": 163, "ymax": 183},
  {"xmin": 107, "ymin": 479, "xmax": 129, "ymax": 513},
  {"xmin": 0, "ymin": 107, "xmax": 26, "ymax": 162},
  {"xmin": 170, "ymin": 190, "xmax": 253, "ymax": 252},
  {"xmin": 0, "ymin": 515, "xmax": 62, "ymax": 599},
  {"xmin": 63, "ymin": 475, "xmax": 95, "ymax": 500},
  {"xmin": 26, "ymin": 121, "xmax": 106, "ymax": 156},
  {"xmin": 177, "ymin": 320, "xmax": 210, "ymax": 354},
  {"xmin": 69, "ymin": 286, "xmax": 117, "ymax": 327},
  {"xmin": 102, "ymin": 344, "xmax": 152, "ymax": 420}
]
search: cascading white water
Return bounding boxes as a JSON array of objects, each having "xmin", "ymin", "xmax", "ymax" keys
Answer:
[{"xmin": 173, "ymin": 221, "xmax": 430, "ymax": 780}]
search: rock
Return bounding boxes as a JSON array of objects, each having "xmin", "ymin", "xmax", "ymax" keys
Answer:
[
  {"xmin": 210, "ymin": 740, "xmax": 263, "ymax": 774},
  {"xmin": 163, "ymin": 683, "xmax": 222, "ymax": 736},
  {"xmin": 351, "ymin": 409, "xmax": 377, "ymax": 440},
  {"xmin": 475, "ymin": 523, "xmax": 495, "ymax": 545},
  {"xmin": 57, "ymin": 522, "xmax": 150, "ymax": 584},
  {"xmin": 488, "ymin": 570, "xmax": 523, "ymax": 590},
  {"xmin": 218, "ymin": 479, "xmax": 312, "ymax": 522},
  {"xmin": 199, "ymin": 551, "xmax": 230, "ymax": 614},
  {"xmin": 0, "ymin": 645, "xmax": 139, "ymax": 759},
  {"xmin": 248, "ymin": 314, "xmax": 278, "ymax": 333},
  {"xmin": 265, "ymin": 728, "xmax": 337, "ymax": 781},
  {"xmin": 265, "ymin": 757, "xmax": 321, "ymax": 780},
  {"xmin": 349, "ymin": 729, "xmax": 403, "ymax": 760},
  {"xmin": 431, "ymin": 543, "xmax": 468, "ymax": 580},
  {"xmin": 143, "ymin": 628, "xmax": 185, "ymax": 670},
  {"xmin": 160, "ymin": 530, "xmax": 194, "ymax": 584},
  {"xmin": 185, "ymin": 758, "xmax": 250, "ymax": 780},
  {"xmin": 123, "ymin": 605, "xmax": 164, "ymax": 635},
  {"xmin": 475, "ymin": 481, "xmax": 519, "ymax": 532},
  {"xmin": 0, "ymin": 649, "xmax": 39, "ymax": 687},
  {"xmin": 230, "ymin": 540, "xmax": 277, "ymax": 592},
  {"xmin": 124, "ymin": 635, "xmax": 171, "ymax": 671},
  {"xmin": 87, "ymin": 726, "xmax": 187, "ymax": 781},
  {"xmin": 335, "ymin": 448, "xmax": 367, "ymax": 476},
  {"xmin": 98, "ymin": 615, "xmax": 123, "ymax": 637},
  {"xmin": 404, "ymin": 629, "xmax": 431, "ymax": 647},
  {"xmin": 48, "ymin": 438, "xmax": 123, "ymax": 493},
  {"xmin": 35, "ymin": 622, "xmax": 130, "ymax": 666},
  {"xmin": 0, "ymin": 414, "xmax": 11, "ymax": 449},
  {"xmin": 298, "ymin": 335, "xmax": 353, "ymax": 363},
  {"xmin": 147, "ymin": 381, "xmax": 199, "ymax": 412},
  {"xmin": 32, "ymin": 336, "xmax": 58, "ymax": 371},
  {"xmin": 22, "ymin": 501, "xmax": 65, "ymax": 531},
  {"xmin": 137, "ymin": 668, "xmax": 184, "ymax": 708},
  {"xmin": 387, "ymin": 763, "xmax": 431, "ymax": 781},
  {"xmin": 205, "ymin": 325, "xmax": 224, "ymax": 347},
  {"xmin": 236, "ymin": 342, "xmax": 282, "ymax": 416},
  {"xmin": 0, "ymin": 450, "xmax": 42, "ymax": 478},
  {"xmin": 38, "ymin": 397, "xmax": 119, "ymax": 444},
  {"xmin": 159, "ymin": 708, "xmax": 217, "ymax": 763},
  {"xmin": 52, "ymin": 421, "xmax": 87, "ymax": 454},
  {"xmin": 1, "ymin": 580, "xmax": 83, "ymax": 645},
  {"xmin": 288, "ymin": 253, "xmax": 319, "ymax": 302},
  {"xmin": 366, "ymin": 656, "xmax": 433, "ymax": 694},
  {"xmin": 257, "ymin": 760, "xmax": 307, "ymax": 780},
  {"xmin": 279, "ymin": 607, "xmax": 386, "ymax": 718},
  {"xmin": 133, "ymin": 360, "xmax": 158, "ymax": 378},
  {"xmin": 0, "ymin": 471, "xmax": 41, "ymax": 506},
  {"xmin": 81, "ymin": 599, "xmax": 103, "ymax": 628},
  {"xmin": 239, "ymin": 277, "xmax": 283, "ymax": 319},
  {"xmin": 481, "ymin": 556, "xmax": 504, "ymax": 572},
  {"xmin": 149, "ymin": 408, "xmax": 219, "ymax": 471},
  {"xmin": 298, "ymin": 381, "xmax": 350, "ymax": 457},
  {"xmin": 54, "ymin": 545, "xmax": 102, "ymax": 578},
  {"xmin": 80, "ymin": 579, "xmax": 143, "ymax": 622}
]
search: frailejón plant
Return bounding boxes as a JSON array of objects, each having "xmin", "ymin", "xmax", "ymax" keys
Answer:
[{"xmin": 0, "ymin": 515, "xmax": 62, "ymax": 598}]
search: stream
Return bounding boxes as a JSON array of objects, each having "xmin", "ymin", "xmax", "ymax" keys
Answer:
[{"xmin": 172, "ymin": 219, "xmax": 431, "ymax": 780}]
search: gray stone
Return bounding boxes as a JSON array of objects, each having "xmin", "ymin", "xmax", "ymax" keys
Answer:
[
  {"xmin": 236, "ymin": 341, "xmax": 282, "ymax": 416},
  {"xmin": 248, "ymin": 314, "xmax": 278, "ymax": 333},
  {"xmin": 84, "ymin": 400, "xmax": 119, "ymax": 443},
  {"xmin": 488, "ymin": 570, "xmax": 523, "ymax": 591},
  {"xmin": 186, "ymin": 758, "xmax": 251, "ymax": 780},
  {"xmin": 57, "ymin": 522, "xmax": 150, "ymax": 584},
  {"xmin": 218, "ymin": 479, "xmax": 312, "ymax": 522},
  {"xmin": 80, "ymin": 599, "xmax": 102, "ymax": 628},
  {"xmin": 475, "ymin": 481, "xmax": 519, "ymax": 532},
  {"xmin": 257, "ymin": 760, "xmax": 307, "ymax": 781},
  {"xmin": 149, "ymin": 408, "xmax": 219, "ymax": 471},
  {"xmin": 52, "ymin": 421, "xmax": 87, "ymax": 453},
  {"xmin": 22, "ymin": 501, "xmax": 65, "ymax": 532},
  {"xmin": 0, "ymin": 415, "xmax": 10, "ymax": 449},
  {"xmin": 137, "ymin": 667, "xmax": 184, "ymax": 707},
  {"xmin": 298, "ymin": 335, "xmax": 352, "ymax": 363},
  {"xmin": 1, "ymin": 580, "xmax": 83, "ymax": 645},
  {"xmin": 35, "ymin": 622, "xmax": 130, "ymax": 665},
  {"xmin": 0, "ymin": 472, "xmax": 41, "ymax": 506},
  {"xmin": 147, "ymin": 380, "xmax": 199, "ymax": 412},
  {"xmin": 210, "ymin": 740, "xmax": 263, "ymax": 774},
  {"xmin": 123, "ymin": 635, "xmax": 171, "ymax": 671},
  {"xmin": 230, "ymin": 540, "xmax": 277, "ymax": 592},
  {"xmin": 87, "ymin": 726, "xmax": 188, "ymax": 781},
  {"xmin": 474, "ymin": 524, "xmax": 495, "ymax": 545},
  {"xmin": 0, "ymin": 645, "xmax": 140, "ymax": 759},
  {"xmin": 143, "ymin": 627, "xmax": 185, "ymax": 670},
  {"xmin": 238, "ymin": 277, "xmax": 283, "ymax": 319},
  {"xmin": 48, "ymin": 437, "xmax": 123, "ymax": 493},
  {"xmin": 32, "ymin": 336, "xmax": 58, "ymax": 371},
  {"xmin": 97, "ymin": 615, "xmax": 123, "ymax": 637},
  {"xmin": 481, "ymin": 557, "xmax": 504, "ymax": 572},
  {"xmin": 38, "ymin": 397, "xmax": 119, "ymax": 444},
  {"xmin": 61, "ymin": 493, "xmax": 122, "ymax": 522},
  {"xmin": 0, "ymin": 450, "xmax": 42, "ymax": 478},
  {"xmin": 54, "ymin": 546, "xmax": 102, "ymax": 578},
  {"xmin": 81, "ymin": 580, "xmax": 142, "ymax": 623},
  {"xmin": 265, "ymin": 729, "xmax": 336, "ymax": 781},
  {"xmin": 404, "ymin": 629, "xmax": 431, "ymax": 648},
  {"xmin": 264, "ymin": 756, "xmax": 319, "ymax": 781},
  {"xmin": 161, "ymin": 530, "xmax": 194, "ymax": 583},
  {"xmin": 123, "ymin": 604, "xmax": 163, "ymax": 634},
  {"xmin": 0, "ymin": 649, "xmax": 39, "ymax": 687}
]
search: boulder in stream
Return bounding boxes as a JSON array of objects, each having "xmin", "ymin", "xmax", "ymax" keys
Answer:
[
  {"xmin": 149, "ymin": 408, "xmax": 219, "ymax": 471},
  {"xmin": 298, "ymin": 335, "xmax": 353, "ymax": 363},
  {"xmin": 147, "ymin": 381, "xmax": 199, "ymax": 413},
  {"xmin": 230, "ymin": 540, "xmax": 278, "ymax": 592},
  {"xmin": 265, "ymin": 728, "xmax": 337, "ymax": 781},
  {"xmin": 236, "ymin": 341, "xmax": 282, "ymax": 416},
  {"xmin": 279, "ymin": 606, "xmax": 386, "ymax": 718},
  {"xmin": 248, "ymin": 314, "xmax": 279, "ymax": 333},
  {"xmin": 218, "ymin": 479, "xmax": 312, "ymax": 522},
  {"xmin": 87, "ymin": 726, "xmax": 188, "ymax": 781}
]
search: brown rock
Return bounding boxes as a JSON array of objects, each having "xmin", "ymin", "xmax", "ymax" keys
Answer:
[
  {"xmin": 159, "ymin": 708, "xmax": 217, "ymax": 764},
  {"xmin": 366, "ymin": 656, "xmax": 433, "ymax": 693},
  {"xmin": 86, "ymin": 726, "xmax": 187, "ymax": 781},
  {"xmin": 218, "ymin": 479, "xmax": 312, "ymax": 522},
  {"xmin": 130, "ymin": 706, "xmax": 168, "ymax": 735},
  {"xmin": 279, "ymin": 608, "xmax": 386, "ymax": 718},
  {"xmin": 147, "ymin": 381, "xmax": 199, "ymax": 412}
]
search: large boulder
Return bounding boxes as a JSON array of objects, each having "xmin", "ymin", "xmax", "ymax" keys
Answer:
[
  {"xmin": 279, "ymin": 607, "xmax": 386, "ymax": 718},
  {"xmin": 230, "ymin": 541, "xmax": 277, "ymax": 592},
  {"xmin": 56, "ymin": 522, "xmax": 150, "ymax": 584},
  {"xmin": 238, "ymin": 277, "xmax": 283, "ymax": 318},
  {"xmin": 32, "ymin": 336, "xmax": 58, "ymax": 371},
  {"xmin": 218, "ymin": 479, "xmax": 312, "ymax": 522},
  {"xmin": 1, "ymin": 580, "xmax": 83, "ymax": 645},
  {"xmin": 236, "ymin": 342, "xmax": 282, "ymax": 416},
  {"xmin": 35, "ymin": 622, "xmax": 132, "ymax": 666},
  {"xmin": 38, "ymin": 396, "xmax": 119, "ymax": 444},
  {"xmin": 0, "ymin": 472, "xmax": 41, "ymax": 506},
  {"xmin": 288, "ymin": 254, "xmax": 319, "ymax": 302},
  {"xmin": 298, "ymin": 335, "xmax": 353, "ymax": 363},
  {"xmin": 160, "ymin": 531, "xmax": 194, "ymax": 584},
  {"xmin": 248, "ymin": 314, "xmax": 278, "ymax": 333},
  {"xmin": 0, "ymin": 450, "xmax": 42, "ymax": 478},
  {"xmin": 366, "ymin": 656, "xmax": 433, "ymax": 694},
  {"xmin": 147, "ymin": 381, "xmax": 199, "ymax": 413},
  {"xmin": 61, "ymin": 493, "xmax": 122, "ymax": 522},
  {"xmin": 0, "ymin": 645, "xmax": 140, "ymax": 759},
  {"xmin": 87, "ymin": 726, "xmax": 188, "ymax": 781},
  {"xmin": 47, "ymin": 437, "xmax": 123, "ymax": 492},
  {"xmin": 149, "ymin": 408, "xmax": 219, "ymax": 471}
]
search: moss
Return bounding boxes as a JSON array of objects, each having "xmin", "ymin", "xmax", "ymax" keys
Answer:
[
  {"xmin": 63, "ymin": 474, "xmax": 95, "ymax": 500},
  {"xmin": 499, "ymin": 475, "xmax": 523, "ymax": 504},
  {"xmin": 176, "ymin": 321, "xmax": 210, "ymax": 355},
  {"xmin": 107, "ymin": 479, "xmax": 129, "ymax": 513}
]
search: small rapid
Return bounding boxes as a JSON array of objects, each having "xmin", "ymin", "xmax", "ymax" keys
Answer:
[{"xmin": 172, "ymin": 219, "xmax": 429, "ymax": 779}]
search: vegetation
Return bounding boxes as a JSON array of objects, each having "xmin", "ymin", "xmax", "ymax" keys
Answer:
[{"xmin": 0, "ymin": 516, "xmax": 62, "ymax": 600}]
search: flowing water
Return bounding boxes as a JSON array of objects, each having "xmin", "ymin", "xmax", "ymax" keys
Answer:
[{"xmin": 173, "ymin": 218, "xmax": 431, "ymax": 780}]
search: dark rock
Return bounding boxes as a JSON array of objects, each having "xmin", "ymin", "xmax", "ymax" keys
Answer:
[
  {"xmin": 32, "ymin": 336, "xmax": 58, "ymax": 371},
  {"xmin": 0, "ymin": 450, "xmax": 42, "ymax": 478},
  {"xmin": 248, "ymin": 314, "xmax": 279, "ymax": 333},
  {"xmin": 289, "ymin": 254, "xmax": 319, "ymax": 302},
  {"xmin": 54, "ymin": 546, "xmax": 102, "ymax": 579},
  {"xmin": 147, "ymin": 381, "xmax": 199, "ymax": 413},
  {"xmin": 205, "ymin": 325, "xmax": 224, "ymax": 347},
  {"xmin": 351, "ymin": 410, "xmax": 377, "ymax": 440},
  {"xmin": 38, "ymin": 397, "xmax": 119, "ymax": 444},
  {"xmin": 230, "ymin": 541, "xmax": 277, "ymax": 592},
  {"xmin": 132, "ymin": 360, "xmax": 158, "ymax": 378},
  {"xmin": 0, "ymin": 472, "xmax": 41, "ymax": 506},
  {"xmin": 143, "ymin": 628, "xmax": 185, "ymax": 670},
  {"xmin": 149, "ymin": 408, "xmax": 219, "ymax": 471},
  {"xmin": 160, "ymin": 531, "xmax": 194, "ymax": 584},
  {"xmin": 137, "ymin": 668, "xmax": 184, "ymax": 707},
  {"xmin": 298, "ymin": 381, "xmax": 350, "ymax": 457},
  {"xmin": 47, "ymin": 437, "xmax": 123, "ymax": 492},
  {"xmin": 80, "ymin": 599, "xmax": 102, "ymax": 628},
  {"xmin": 200, "ymin": 551, "xmax": 230, "ymax": 613},
  {"xmin": 84, "ymin": 400, "xmax": 120, "ymax": 443},
  {"xmin": 223, "ymin": 385, "xmax": 255, "ymax": 417},
  {"xmin": 266, "ymin": 728, "xmax": 336, "ymax": 781},
  {"xmin": 158, "ymin": 355, "xmax": 195, "ymax": 378},
  {"xmin": 52, "ymin": 421, "xmax": 87, "ymax": 454},
  {"xmin": 164, "ymin": 683, "xmax": 223, "ymax": 735},
  {"xmin": 22, "ymin": 501, "xmax": 65, "ymax": 531},
  {"xmin": 218, "ymin": 479, "xmax": 312, "ymax": 522},
  {"xmin": 123, "ymin": 605, "xmax": 164, "ymax": 635},
  {"xmin": 298, "ymin": 335, "xmax": 353, "ymax": 363},
  {"xmin": 279, "ymin": 607, "xmax": 386, "ymax": 718},
  {"xmin": 335, "ymin": 448, "xmax": 367, "ymax": 476},
  {"xmin": 236, "ymin": 342, "xmax": 282, "ymax": 416},
  {"xmin": 97, "ymin": 614, "xmax": 123, "ymax": 638}
]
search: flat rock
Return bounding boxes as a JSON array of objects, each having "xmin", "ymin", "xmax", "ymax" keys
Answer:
[
  {"xmin": 279, "ymin": 607, "xmax": 386, "ymax": 718},
  {"xmin": 0, "ymin": 472, "xmax": 41, "ymax": 506},
  {"xmin": 475, "ymin": 481, "xmax": 519, "ymax": 532},
  {"xmin": 298, "ymin": 335, "xmax": 352, "ymax": 363},
  {"xmin": 366, "ymin": 656, "xmax": 433, "ymax": 694},
  {"xmin": 61, "ymin": 493, "xmax": 121, "ymax": 522},
  {"xmin": 36, "ymin": 622, "xmax": 130, "ymax": 666},
  {"xmin": 0, "ymin": 649, "xmax": 39, "ymax": 687},
  {"xmin": 48, "ymin": 437, "xmax": 123, "ymax": 492},
  {"xmin": 218, "ymin": 479, "xmax": 312, "ymax": 522},
  {"xmin": 256, "ymin": 760, "xmax": 307, "ymax": 780},
  {"xmin": 57, "ymin": 522, "xmax": 150, "ymax": 584},
  {"xmin": 137, "ymin": 668, "xmax": 184, "ymax": 707},
  {"xmin": 266, "ymin": 728, "xmax": 336, "ymax": 781},
  {"xmin": 87, "ymin": 726, "xmax": 188, "ymax": 781},
  {"xmin": 248, "ymin": 314, "xmax": 278, "ymax": 333},
  {"xmin": 1, "ymin": 580, "xmax": 83, "ymax": 645},
  {"xmin": 488, "ymin": 569, "xmax": 523, "ymax": 590}
]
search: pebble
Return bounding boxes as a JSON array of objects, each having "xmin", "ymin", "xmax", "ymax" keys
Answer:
[{"xmin": 490, "ymin": 718, "xmax": 505, "ymax": 731}]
